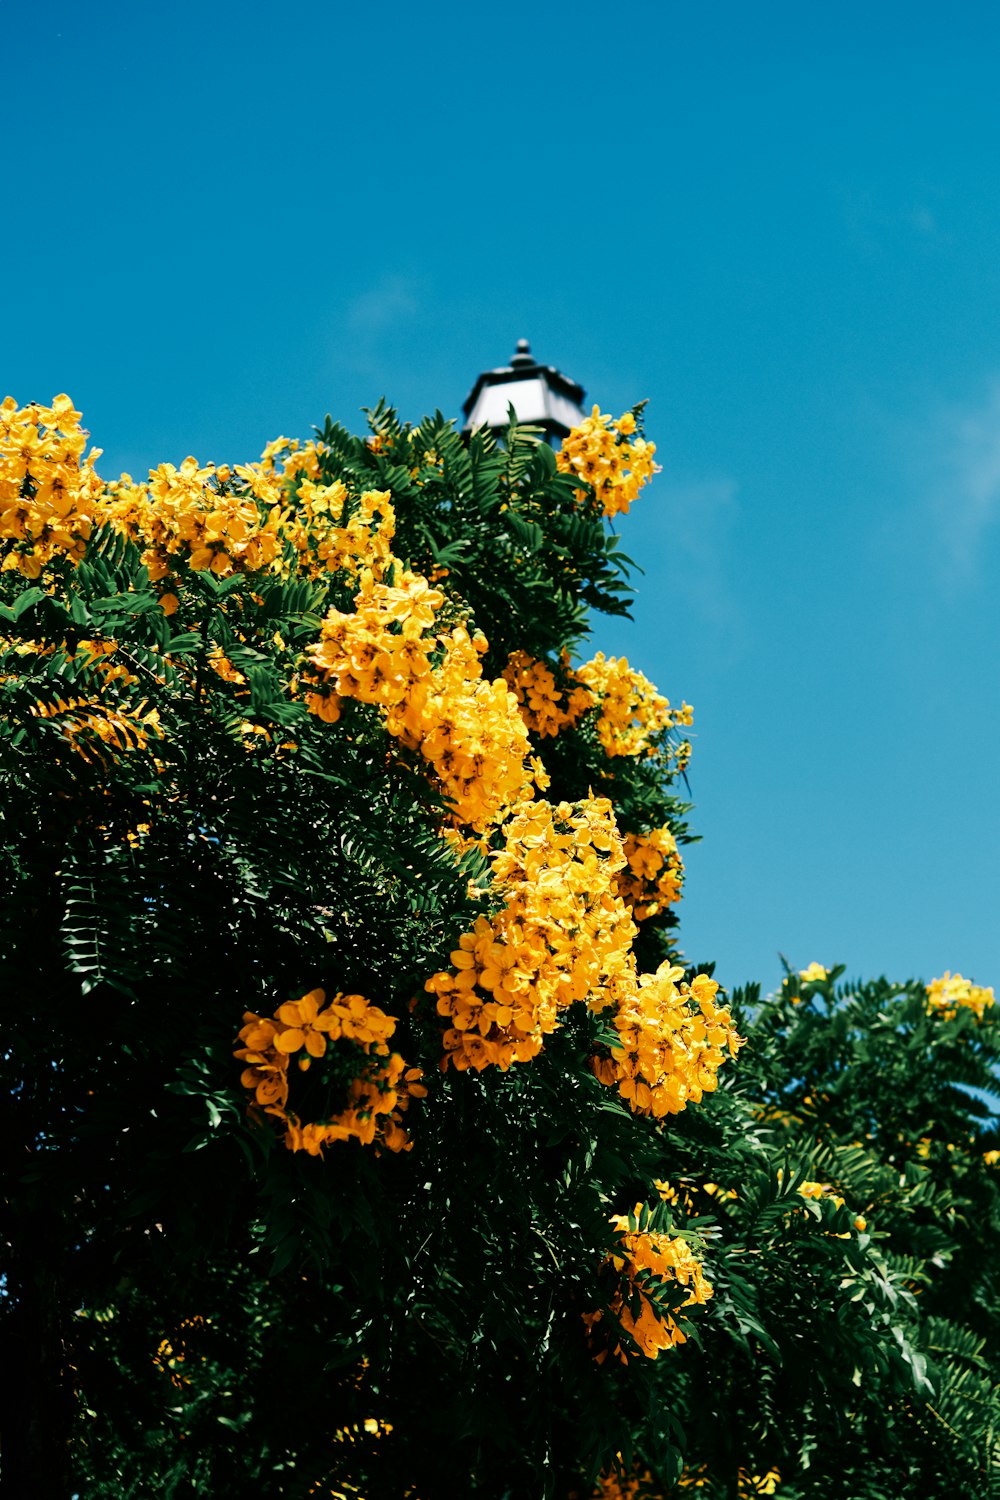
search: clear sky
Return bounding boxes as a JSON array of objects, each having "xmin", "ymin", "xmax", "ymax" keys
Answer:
[{"xmin": 6, "ymin": 0, "xmax": 999, "ymax": 996}]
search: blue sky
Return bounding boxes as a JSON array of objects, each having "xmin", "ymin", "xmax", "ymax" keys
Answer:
[{"xmin": 6, "ymin": 0, "xmax": 999, "ymax": 995}]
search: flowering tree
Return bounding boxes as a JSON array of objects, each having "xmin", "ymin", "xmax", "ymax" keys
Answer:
[{"xmin": 1, "ymin": 393, "xmax": 997, "ymax": 1499}]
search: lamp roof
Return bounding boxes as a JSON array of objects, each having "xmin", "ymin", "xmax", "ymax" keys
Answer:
[{"xmin": 461, "ymin": 339, "xmax": 586, "ymax": 440}]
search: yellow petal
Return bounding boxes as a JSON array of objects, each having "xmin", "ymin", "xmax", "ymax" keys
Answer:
[
  {"xmin": 297, "ymin": 991, "xmax": 320, "ymax": 1022},
  {"xmin": 274, "ymin": 1027, "xmax": 305, "ymax": 1053}
]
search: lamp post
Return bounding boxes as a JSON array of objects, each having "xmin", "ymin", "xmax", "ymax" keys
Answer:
[{"xmin": 461, "ymin": 339, "xmax": 586, "ymax": 445}]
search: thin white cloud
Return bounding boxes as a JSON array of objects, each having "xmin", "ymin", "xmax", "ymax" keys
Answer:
[
  {"xmin": 662, "ymin": 477, "xmax": 739, "ymax": 577},
  {"xmin": 626, "ymin": 475, "xmax": 745, "ymax": 654},
  {"xmin": 910, "ymin": 205, "xmax": 939, "ymax": 238},
  {"xmin": 347, "ymin": 277, "xmax": 418, "ymax": 336}
]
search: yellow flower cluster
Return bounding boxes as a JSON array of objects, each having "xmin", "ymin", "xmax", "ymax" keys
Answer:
[
  {"xmin": 106, "ymin": 457, "xmax": 285, "ymax": 582},
  {"xmin": 258, "ymin": 434, "xmax": 322, "ymax": 484},
  {"xmin": 590, "ymin": 1466, "xmax": 657, "ymax": 1500},
  {"xmin": 501, "ymin": 650, "xmax": 594, "ymax": 737},
  {"xmin": 591, "ymin": 969, "xmax": 743, "ymax": 1118},
  {"xmin": 576, "ymin": 653, "xmax": 691, "ymax": 759},
  {"xmin": 586, "ymin": 1210, "xmax": 713, "ymax": 1361},
  {"xmin": 152, "ymin": 1315, "xmax": 208, "ymax": 1390},
  {"xmin": 306, "ymin": 573, "xmax": 533, "ymax": 831},
  {"xmin": 501, "ymin": 649, "xmax": 695, "ymax": 777},
  {"xmin": 798, "ymin": 961, "xmax": 829, "ymax": 983},
  {"xmin": 0, "ymin": 402, "xmax": 393, "ymax": 596},
  {"xmin": 425, "ymin": 796, "xmax": 637, "ymax": 1071},
  {"xmin": 234, "ymin": 988, "xmax": 426, "ymax": 1155},
  {"xmin": 330, "ymin": 1416, "xmax": 394, "ymax": 1447},
  {"xmin": 679, "ymin": 1467, "xmax": 782, "ymax": 1495},
  {"xmin": 0, "ymin": 395, "xmax": 105, "ymax": 577},
  {"xmin": 282, "ymin": 479, "xmax": 396, "ymax": 581},
  {"xmin": 616, "ymin": 826, "xmax": 684, "ymax": 921},
  {"xmin": 926, "ymin": 971, "xmax": 996, "ymax": 1022},
  {"xmin": 656, "ymin": 1178, "xmax": 738, "ymax": 1210},
  {"xmin": 304, "ymin": 568, "xmax": 445, "ymax": 723},
  {"xmin": 793, "ymin": 1178, "xmax": 867, "ymax": 1235},
  {"xmin": 427, "ymin": 804, "xmax": 738, "ymax": 1099},
  {"xmin": 557, "ymin": 405, "xmax": 659, "ymax": 518},
  {"xmin": 390, "ymin": 625, "xmax": 533, "ymax": 832}
]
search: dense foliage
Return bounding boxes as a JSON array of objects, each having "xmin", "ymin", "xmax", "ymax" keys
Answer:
[{"xmin": 1, "ymin": 392, "xmax": 997, "ymax": 1499}]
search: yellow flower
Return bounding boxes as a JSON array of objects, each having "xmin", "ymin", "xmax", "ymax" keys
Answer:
[
  {"xmin": 586, "ymin": 1210, "xmax": 713, "ymax": 1362},
  {"xmin": 427, "ymin": 795, "xmax": 635, "ymax": 1071},
  {"xmin": 591, "ymin": 963, "xmax": 743, "ymax": 1119},
  {"xmin": 235, "ymin": 990, "xmax": 424, "ymax": 1154},
  {"xmin": 0, "ymin": 395, "xmax": 104, "ymax": 574},
  {"xmin": 273, "ymin": 987, "xmax": 334, "ymax": 1058},
  {"xmin": 557, "ymin": 405, "xmax": 659, "ymax": 518},
  {"xmin": 502, "ymin": 650, "xmax": 593, "ymax": 738},
  {"xmin": 575, "ymin": 652, "xmax": 681, "ymax": 759},
  {"xmin": 616, "ymin": 826, "xmax": 684, "ymax": 921},
  {"xmin": 234, "ymin": 1013, "xmax": 291, "ymax": 1110},
  {"xmin": 308, "ymin": 582, "xmax": 534, "ymax": 833},
  {"xmin": 926, "ymin": 971, "xmax": 995, "ymax": 1022}
]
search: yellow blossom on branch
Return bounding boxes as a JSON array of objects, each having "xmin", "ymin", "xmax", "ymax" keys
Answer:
[
  {"xmin": 677, "ymin": 1468, "xmax": 783, "ymax": 1496},
  {"xmin": 426, "ymin": 795, "xmax": 636, "ymax": 1071},
  {"xmin": 234, "ymin": 988, "xmax": 426, "ymax": 1155},
  {"xmin": 104, "ymin": 456, "xmax": 284, "ymax": 581},
  {"xmin": 926, "ymin": 971, "xmax": 995, "ymax": 1022},
  {"xmin": 304, "ymin": 567, "xmax": 444, "ymax": 719},
  {"xmin": 584, "ymin": 1209, "xmax": 714, "ymax": 1362},
  {"xmin": 591, "ymin": 968, "xmax": 743, "ymax": 1118},
  {"xmin": 280, "ymin": 476, "xmax": 396, "ymax": 581},
  {"xmin": 305, "ymin": 571, "xmax": 534, "ymax": 832},
  {"xmin": 0, "ymin": 395, "xmax": 105, "ymax": 577},
  {"xmin": 575, "ymin": 652, "xmax": 690, "ymax": 759},
  {"xmin": 616, "ymin": 826, "xmax": 685, "ymax": 921},
  {"xmin": 387, "ymin": 625, "xmax": 533, "ymax": 832},
  {"xmin": 591, "ymin": 1465, "xmax": 659, "ymax": 1499},
  {"xmin": 269, "ymin": 436, "xmax": 322, "ymax": 484},
  {"xmin": 557, "ymin": 405, "xmax": 660, "ymax": 519},
  {"xmin": 501, "ymin": 649, "xmax": 594, "ymax": 737}
]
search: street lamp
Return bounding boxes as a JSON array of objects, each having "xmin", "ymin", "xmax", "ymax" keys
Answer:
[{"xmin": 461, "ymin": 339, "xmax": 586, "ymax": 445}]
